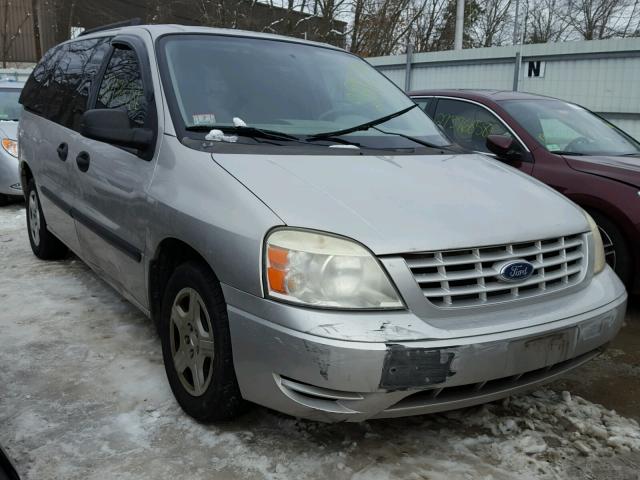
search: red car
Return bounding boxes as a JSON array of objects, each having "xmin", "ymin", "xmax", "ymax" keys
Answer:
[{"xmin": 410, "ymin": 89, "xmax": 640, "ymax": 293}]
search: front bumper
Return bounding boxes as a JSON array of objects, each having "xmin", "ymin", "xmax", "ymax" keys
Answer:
[
  {"xmin": 225, "ymin": 267, "xmax": 627, "ymax": 422},
  {"xmin": 0, "ymin": 151, "xmax": 21, "ymax": 197}
]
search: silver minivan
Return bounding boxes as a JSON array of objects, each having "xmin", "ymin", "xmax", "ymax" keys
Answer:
[{"xmin": 18, "ymin": 24, "xmax": 627, "ymax": 422}]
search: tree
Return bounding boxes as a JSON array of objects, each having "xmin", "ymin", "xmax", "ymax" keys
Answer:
[
  {"xmin": 410, "ymin": 0, "xmax": 449, "ymax": 52},
  {"xmin": 523, "ymin": 0, "xmax": 571, "ymax": 43},
  {"xmin": 1, "ymin": 0, "xmax": 34, "ymax": 67},
  {"xmin": 349, "ymin": 0, "xmax": 425, "ymax": 56},
  {"xmin": 564, "ymin": 0, "xmax": 634, "ymax": 39},
  {"xmin": 619, "ymin": 0, "xmax": 640, "ymax": 36},
  {"xmin": 473, "ymin": 0, "xmax": 513, "ymax": 47},
  {"xmin": 430, "ymin": 0, "xmax": 481, "ymax": 50}
]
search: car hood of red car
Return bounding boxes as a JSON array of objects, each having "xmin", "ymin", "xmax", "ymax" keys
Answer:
[{"xmin": 564, "ymin": 155, "xmax": 640, "ymax": 188}]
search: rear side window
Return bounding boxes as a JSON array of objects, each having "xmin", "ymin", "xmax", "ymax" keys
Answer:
[
  {"xmin": 57, "ymin": 38, "xmax": 111, "ymax": 130},
  {"xmin": 96, "ymin": 48, "xmax": 147, "ymax": 127},
  {"xmin": 433, "ymin": 99, "xmax": 513, "ymax": 153},
  {"xmin": 20, "ymin": 38, "xmax": 111, "ymax": 130}
]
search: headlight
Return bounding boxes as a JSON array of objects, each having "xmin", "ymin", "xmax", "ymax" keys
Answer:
[
  {"xmin": 1, "ymin": 138, "xmax": 18, "ymax": 158},
  {"xmin": 265, "ymin": 229, "xmax": 404, "ymax": 309},
  {"xmin": 584, "ymin": 212, "xmax": 606, "ymax": 274}
]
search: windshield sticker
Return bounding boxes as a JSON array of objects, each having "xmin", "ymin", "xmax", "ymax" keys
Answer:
[{"xmin": 192, "ymin": 113, "xmax": 216, "ymax": 126}]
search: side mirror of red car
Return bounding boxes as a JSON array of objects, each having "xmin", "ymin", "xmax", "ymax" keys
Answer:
[
  {"xmin": 486, "ymin": 134, "xmax": 513, "ymax": 156},
  {"xmin": 486, "ymin": 135, "xmax": 524, "ymax": 162}
]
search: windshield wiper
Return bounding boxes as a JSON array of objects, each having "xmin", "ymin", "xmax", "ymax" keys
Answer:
[
  {"xmin": 371, "ymin": 126, "xmax": 452, "ymax": 150},
  {"xmin": 304, "ymin": 135, "xmax": 361, "ymax": 147},
  {"xmin": 549, "ymin": 150, "xmax": 586, "ymax": 156},
  {"xmin": 185, "ymin": 125, "xmax": 301, "ymax": 143},
  {"xmin": 620, "ymin": 152, "xmax": 640, "ymax": 157},
  {"xmin": 308, "ymin": 104, "xmax": 418, "ymax": 140}
]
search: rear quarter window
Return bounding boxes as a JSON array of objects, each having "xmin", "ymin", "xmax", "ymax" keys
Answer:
[
  {"xmin": 19, "ymin": 45, "xmax": 62, "ymax": 116},
  {"xmin": 20, "ymin": 37, "xmax": 111, "ymax": 130}
]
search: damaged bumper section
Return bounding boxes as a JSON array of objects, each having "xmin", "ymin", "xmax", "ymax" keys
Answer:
[{"xmin": 224, "ymin": 268, "xmax": 627, "ymax": 423}]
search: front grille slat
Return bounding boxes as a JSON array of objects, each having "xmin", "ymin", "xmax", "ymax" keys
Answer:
[
  {"xmin": 404, "ymin": 238, "xmax": 584, "ymax": 269},
  {"xmin": 403, "ymin": 234, "xmax": 587, "ymax": 308}
]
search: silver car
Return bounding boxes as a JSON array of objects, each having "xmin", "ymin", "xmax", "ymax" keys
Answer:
[
  {"xmin": 18, "ymin": 24, "xmax": 626, "ymax": 423},
  {"xmin": 0, "ymin": 80, "xmax": 23, "ymax": 205}
]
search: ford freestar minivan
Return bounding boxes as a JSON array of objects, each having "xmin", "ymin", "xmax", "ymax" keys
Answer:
[{"xmin": 18, "ymin": 23, "xmax": 627, "ymax": 423}]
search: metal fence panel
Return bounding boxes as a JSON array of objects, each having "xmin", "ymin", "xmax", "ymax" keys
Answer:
[{"xmin": 368, "ymin": 39, "xmax": 640, "ymax": 140}]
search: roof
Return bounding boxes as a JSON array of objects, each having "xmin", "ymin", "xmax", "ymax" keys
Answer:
[
  {"xmin": 409, "ymin": 89, "xmax": 559, "ymax": 102},
  {"xmin": 75, "ymin": 24, "xmax": 343, "ymax": 52}
]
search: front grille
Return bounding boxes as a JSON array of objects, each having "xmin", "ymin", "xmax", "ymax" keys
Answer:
[{"xmin": 402, "ymin": 234, "xmax": 587, "ymax": 308}]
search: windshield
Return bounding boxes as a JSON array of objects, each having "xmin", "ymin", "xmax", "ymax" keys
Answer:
[
  {"xmin": 0, "ymin": 89, "xmax": 22, "ymax": 121},
  {"xmin": 158, "ymin": 35, "xmax": 449, "ymax": 148},
  {"xmin": 500, "ymin": 99, "xmax": 640, "ymax": 156}
]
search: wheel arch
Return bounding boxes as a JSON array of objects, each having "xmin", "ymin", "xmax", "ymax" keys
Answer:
[
  {"xmin": 568, "ymin": 192, "xmax": 637, "ymax": 282},
  {"xmin": 148, "ymin": 237, "xmax": 221, "ymax": 326},
  {"xmin": 19, "ymin": 161, "xmax": 34, "ymax": 198},
  {"xmin": 567, "ymin": 192, "xmax": 634, "ymax": 236}
]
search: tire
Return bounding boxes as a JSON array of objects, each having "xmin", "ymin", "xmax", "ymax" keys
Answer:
[
  {"xmin": 588, "ymin": 210, "xmax": 632, "ymax": 286},
  {"xmin": 160, "ymin": 261, "xmax": 246, "ymax": 422},
  {"xmin": 25, "ymin": 178, "xmax": 68, "ymax": 260}
]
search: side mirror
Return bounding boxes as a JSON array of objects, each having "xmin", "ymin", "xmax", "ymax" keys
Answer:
[
  {"xmin": 486, "ymin": 134, "xmax": 523, "ymax": 161},
  {"xmin": 81, "ymin": 109, "xmax": 153, "ymax": 150}
]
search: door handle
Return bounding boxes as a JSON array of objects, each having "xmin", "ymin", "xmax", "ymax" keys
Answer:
[
  {"xmin": 76, "ymin": 151, "xmax": 90, "ymax": 172},
  {"xmin": 56, "ymin": 142, "xmax": 68, "ymax": 161}
]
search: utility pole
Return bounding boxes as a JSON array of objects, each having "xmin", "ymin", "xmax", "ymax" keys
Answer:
[
  {"xmin": 512, "ymin": 0, "xmax": 521, "ymax": 45},
  {"xmin": 454, "ymin": 0, "xmax": 465, "ymax": 50},
  {"xmin": 512, "ymin": 0, "xmax": 526, "ymax": 91},
  {"xmin": 404, "ymin": 35, "xmax": 413, "ymax": 92}
]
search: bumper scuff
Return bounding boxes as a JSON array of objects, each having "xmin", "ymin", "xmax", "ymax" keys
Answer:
[{"xmin": 380, "ymin": 345, "xmax": 455, "ymax": 390}]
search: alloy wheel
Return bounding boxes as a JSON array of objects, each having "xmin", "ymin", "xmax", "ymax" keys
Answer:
[
  {"xmin": 170, "ymin": 287, "xmax": 215, "ymax": 397},
  {"xmin": 28, "ymin": 190, "xmax": 40, "ymax": 247}
]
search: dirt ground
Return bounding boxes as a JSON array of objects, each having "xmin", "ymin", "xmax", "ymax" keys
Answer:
[{"xmin": 1, "ymin": 202, "xmax": 639, "ymax": 480}]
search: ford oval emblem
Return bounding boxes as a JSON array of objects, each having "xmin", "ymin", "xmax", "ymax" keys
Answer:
[{"xmin": 497, "ymin": 260, "xmax": 535, "ymax": 283}]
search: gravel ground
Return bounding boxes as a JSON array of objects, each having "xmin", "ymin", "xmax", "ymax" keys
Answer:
[{"xmin": 1, "ymin": 202, "xmax": 640, "ymax": 480}]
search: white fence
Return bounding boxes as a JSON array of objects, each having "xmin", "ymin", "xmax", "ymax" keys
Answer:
[
  {"xmin": 367, "ymin": 38, "xmax": 640, "ymax": 140},
  {"xmin": 0, "ymin": 68, "xmax": 33, "ymax": 82}
]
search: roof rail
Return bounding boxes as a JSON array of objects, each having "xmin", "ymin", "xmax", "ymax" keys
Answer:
[{"xmin": 78, "ymin": 18, "xmax": 142, "ymax": 37}]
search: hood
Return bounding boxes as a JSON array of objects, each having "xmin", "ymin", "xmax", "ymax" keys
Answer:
[
  {"xmin": 564, "ymin": 155, "xmax": 640, "ymax": 188},
  {"xmin": 214, "ymin": 152, "xmax": 588, "ymax": 255},
  {"xmin": 0, "ymin": 121, "xmax": 18, "ymax": 140}
]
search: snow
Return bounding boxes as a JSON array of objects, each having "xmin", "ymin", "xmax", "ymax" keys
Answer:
[
  {"xmin": 1, "ymin": 204, "xmax": 639, "ymax": 479},
  {"xmin": 233, "ymin": 117, "xmax": 247, "ymax": 127},
  {"xmin": 204, "ymin": 129, "xmax": 238, "ymax": 143}
]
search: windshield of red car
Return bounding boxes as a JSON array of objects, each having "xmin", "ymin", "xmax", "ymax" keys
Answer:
[{"xmin": 499, "ymin": 99, "xmax": 640, "ymax": 157}]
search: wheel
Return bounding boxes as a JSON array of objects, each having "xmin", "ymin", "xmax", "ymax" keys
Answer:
[
  {"xmin": 588, "ymin": 210, "xmax": 632, "ymax": 286},
  {"xmin": 25, "ymin": 178, "xmax": 68, "ymax": 260},
  {"xmin": 160, "ymin": 261, "xmax": 246, "ymax": 422}
]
